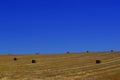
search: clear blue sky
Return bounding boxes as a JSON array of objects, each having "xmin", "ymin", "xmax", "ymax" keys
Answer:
[{"xmin": 0, "ymin": 0, "xmax": 120, "ymax": 54}]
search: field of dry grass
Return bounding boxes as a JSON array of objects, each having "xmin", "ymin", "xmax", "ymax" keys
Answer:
[{"xmin": 0, "ymin": 52, "xmax": 120, "ymax": 80}]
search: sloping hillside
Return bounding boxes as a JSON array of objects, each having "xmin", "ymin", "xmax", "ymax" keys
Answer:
[{"xmin": 0, "ymin": 52, "xmax": 120, "ymax": 80}]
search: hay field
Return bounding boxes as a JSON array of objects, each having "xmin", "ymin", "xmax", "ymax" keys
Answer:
[{"xmin": 0, "ymin": 52, "xmax": 120, "ymax": 80}]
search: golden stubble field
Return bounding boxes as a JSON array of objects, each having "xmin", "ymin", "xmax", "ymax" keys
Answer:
[{"xmin": 0, "ymin": 52, "xmax": 120, "ymax": 80}]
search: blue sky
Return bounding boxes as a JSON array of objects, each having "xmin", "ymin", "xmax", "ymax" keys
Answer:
[{"xmin": 0, "ymin": 0, "xmax": 120, "ymax": 54}]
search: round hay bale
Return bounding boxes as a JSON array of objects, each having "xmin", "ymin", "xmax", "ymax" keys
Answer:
[
  {"xmin": 111, "ymin": 50, "xmax": 114, "ymax": 52},
  {"xmin": 96, "ymin": 60, "xmax": 101, "ymax": 64},
  {"xmin": 66, "ymin": 51, "xmax": 70, "ymax": 54},
  {"xmin": 35, "ymin": 53, "xmax": 39, "ymax": 55},
  {"xmin": 32, "ymin": 60, "xmax": 36, "ymax": 63},
  {"xmin": 13, "ymin": 58, "xmax": 17, "ymax": 61},
  {"xmin": 86, "ymin": 50, "xmax": 90, "ymax": 53}
]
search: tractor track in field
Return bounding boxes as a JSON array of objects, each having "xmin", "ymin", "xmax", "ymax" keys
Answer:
[
  {"xmin": 44, "ymin": 64, "xmax": 120, "ymax": 80},
  {"xmin": 33, "ymin": 56, "xmax": 120, "ymax": 79},
  {"xmin": 31, "ymin": 57, "xmax": 120, "ymax": 74},
  {"xmin": 49, "ymin": 57, "xmax": 120, "ymax": 72},
  {"xmin": 65, "ymin": 64, "xmax": 120, "ymax": 79}
]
